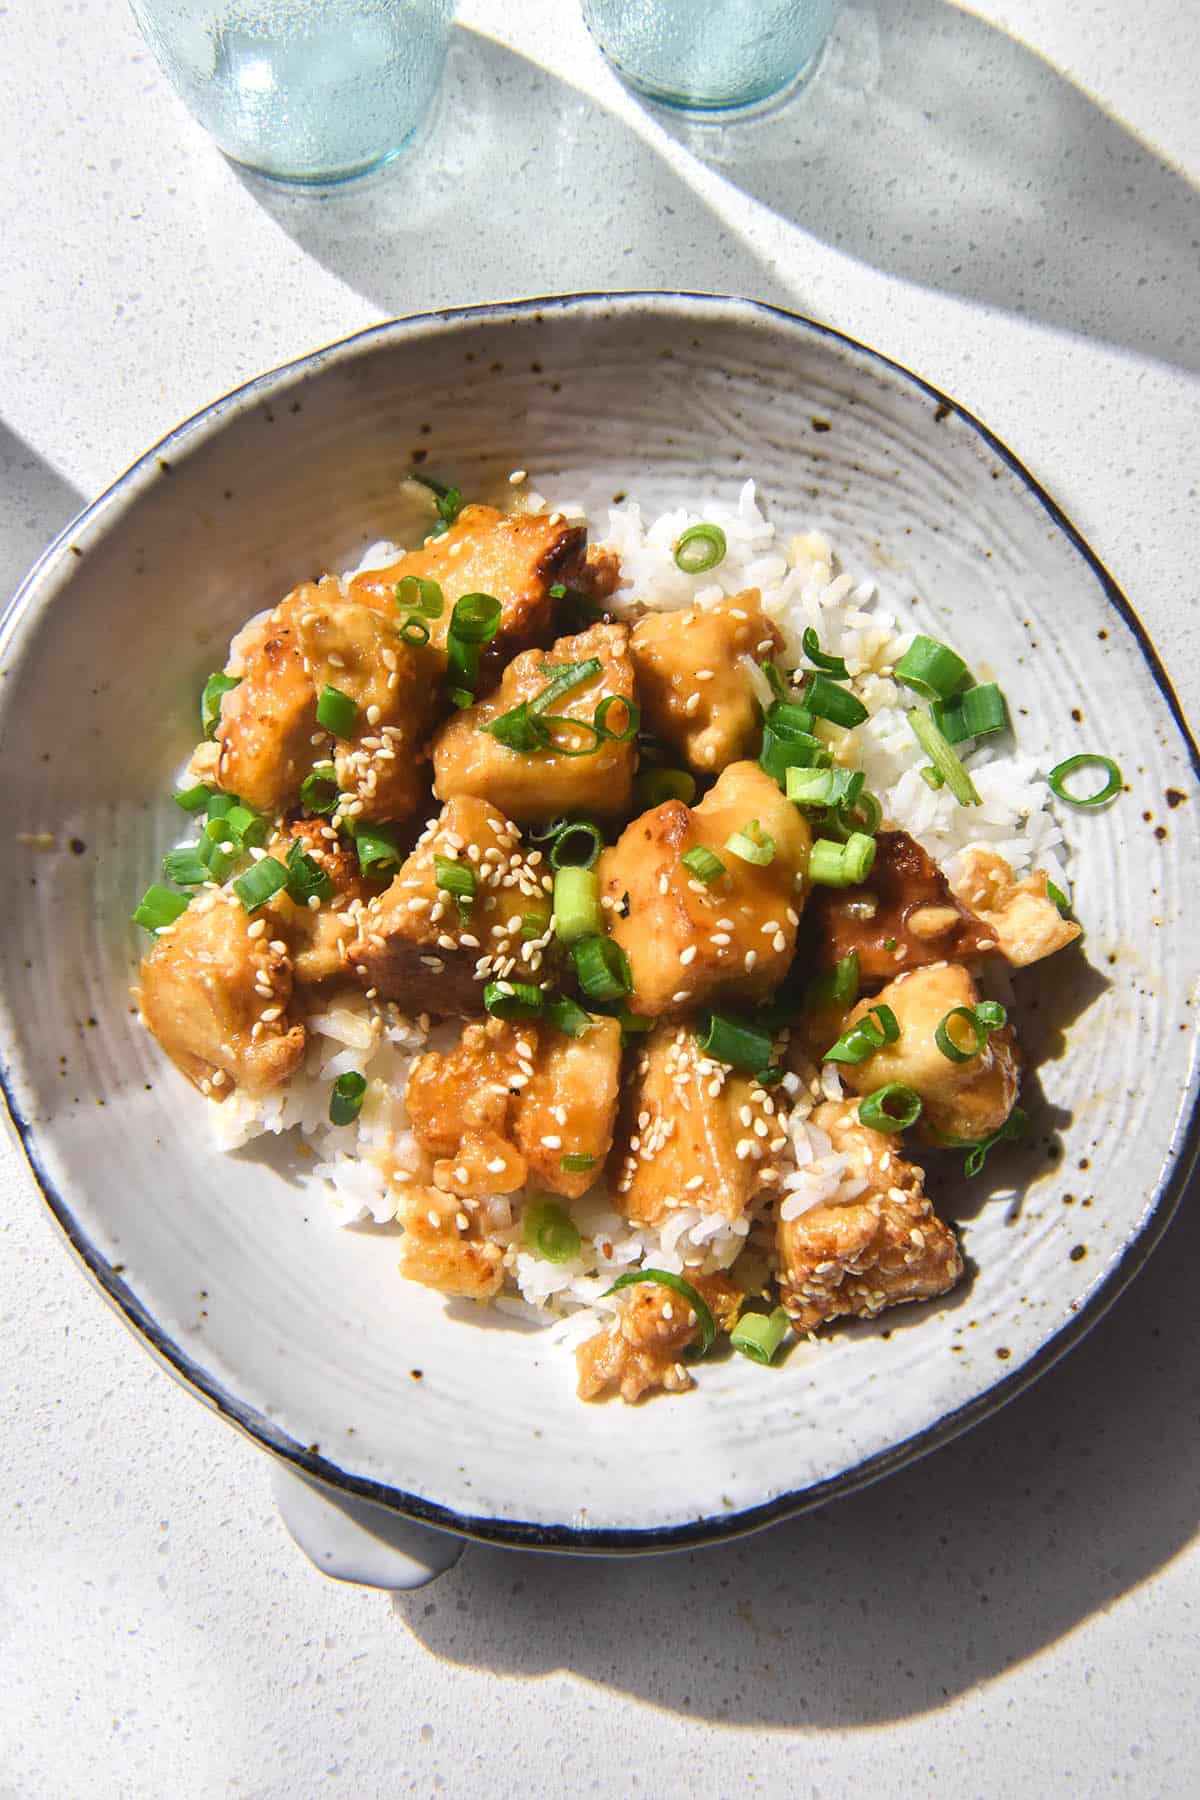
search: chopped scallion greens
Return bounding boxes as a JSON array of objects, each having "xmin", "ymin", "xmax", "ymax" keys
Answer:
[
  {"xmin": 523, "ymin": 1198, "xmax": 581, "ymax": 1263},
  {"xmin": 132, "ymin": 884, "xmax": 191, "ymax": 931},
  {"xmin": 1047, "ymin": 753, "xmax": 1123, "ymax": 807},
  {"xmin": 316, "ymin": 684, "xmax": 358, "ymax": 738},
  {"xmin": 823, "ymin": 1003, "xmax": 899, "ymax": 1065},
  {"xmin": 804, "ymin": 950, "xmax": 860, "ymax": 1013},
  {"xmin": 560, "ymin": 1153, "xmax": 597, "ymax": 1173},
  {"xmin": 300, "ymin": 763, "xmax": 339, "ymax": 815},
  {"xmin": 545, "ymin": 994, "xmax": 592, "ymax": 1037},
  {"xmin": 161, "ymin": 846, "xmax": 210, "ymax": 887},
  {"xmin": 681, "ymin": 846, "xmax": 726, "ymax": 884},
  {"xmin": 807, "ymin": 831, "xmax": 876, "ymax": 887},
  {"xmin": 483, "ymin": 980, "xmax": 544, "ymax": 1020},
  {"xmin": 893, "ymin": 634, "xmax": 971, "ymax": 702},
  {"xmin": 857, "ymin": 1083, "xmax": 922, "ymax": 1132},
  {"xmin": 554, "ymin": 866, "xmax": 602, "ymax": 944},
  {"xmin": 352, "ymin": 824, "xmax": 403, "ymax": 880},
  {"xmin": 932, "ymin": 682, "xmax": 1009, "ymax": 744},
  {"xmin": 173, "ymin": 782, "xmax": 214, "ymax": 813},
  {"xmin": 328, "ymin": 1071, "xmax": 367, "ymax": 1126},
  {"xmin": 637, "ymin": 767, "xmax": 696, "ymax": 807},
  {"xmin": 934, "ymin": 1001, "xmax": 1007, "ymax": 1063},
  {"xmin": 393, "ymin": 575, "xmax": 445, "ymax": 618},
  {"xmin": 548, "ymin": 820, "xmax": 603, "ymax": 870},
  {"xmin": 801, "ymin": 628, "xmax": 849, "ymax": 679},
  {"xmin": 673, "ymin": 523, "xmax": 727, "ymax": 574},
  {"xmin": 698, "ymin": 1012, "xmax": 774, "ymax": 1075},
  {"xmin": 434, "ymin": 854, "xmax": 477, "ymax": 911},
  {"xmin": 931, "ymin": 1106, "xmax": 1028, "ymax": 1177},
  {"xmin": 571, "ymin": 934, "xmax": 632, "ymax": 1002},
  {"xmin": 725, "ymin": 819, "xmax": 775, "ymax": 866},
  {"xmin": 730, "ymin": 1306, "xmax": 790, "ymax": 1365},
  {"xmin": 233, "ymin": 855, "xmax": 289, "ymax": 913},
  {"xmin": 907, "ymin": 709, "xmax": 980, "ymax": 806},
  {"xmin": 285, "ymin": 839, "xmax": 335, "ymax": 906},
  {"xmin": 802, "ymin": 672, "xmax": 868, "ymax": 729},
  {"xmin": 1047, "ymin": 879, "xmax": 1072, "ymax": 917},
  {"xmin": 200, "ymin": 671, "xmax": 240, "ymax": 739}
]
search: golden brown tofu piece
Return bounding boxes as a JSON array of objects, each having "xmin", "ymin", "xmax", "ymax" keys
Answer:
[
  {"xmin": 264, "ymin": 817, "xmax": 380, "ymax": 991},
  {"xmin": 576, "ymin": 1271, "xmax": 742, "ymax": 1403},
  {"xmin": 611, "ymin": 1021, "xmax": 790, "ymax": 1225},
  {"xmin": 137, "ymin": 892, "xmax": 305, "ymax": 1099},
  {"xmin": 599, "ymin": 760, "xmax": 812, "ymax": 1017},
  {"xmin": 953, "ymin": 848, "xmax": 1081, "ymax": 967},
  {"xmin": 806, "ymin": 830, "xmax": 993, "ymax": 987},
  {"xmin": 348, "ymin": 797, "xmax": 553, "ymax": 1015},
  {"xmin": 837, "ymin": 962, "xmax": 1019, "ymax": 1142},
  {"xmin": 396, "ymin": 1185, "xmax": 504, "ymax": 1299},
  {"xmin": 347, "ymin": 503, "xmax": 586, "ymax": 683},
  {"xmin": 631, "ymin": 591, "xmax": 782, "ymax": 775},
  {"xmin": 777, "ymin": 1101, "xmax": 962, "ymax": 1333},
  {"xmin": 214, "ymin": 591, "xmax": 320, "ymax": 813},
  {"xmin": 290, "ymin": 586, "xmax": 442, "ymax": 827},
  {"xmin": 431, "ymin": 622, "xmax": 638, "ymax": 824},
  {"xmin": 405, "ymin": 1015, "xmax": 622, "ymax": 1200}
]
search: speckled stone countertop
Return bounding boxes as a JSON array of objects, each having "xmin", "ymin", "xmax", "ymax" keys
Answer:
[{"xmin": 2, "ymin": 2, "xmax": 1197, "ymax": 1794}]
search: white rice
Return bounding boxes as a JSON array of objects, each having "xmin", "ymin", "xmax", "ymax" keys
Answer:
[{"xmin": 214, "ymin": 478, "xmax": 1068, "ymax": 1343}]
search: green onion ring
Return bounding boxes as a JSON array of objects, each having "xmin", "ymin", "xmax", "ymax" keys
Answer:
[
  {"xmin": 673, "ymin": 523, "xmax": 727, "ymax": 575},
  {"xmin": 857, "ymin": 1083, "xmax": 923, "ymax": 1132},
  {"xmin": 1047, "ymin": 753, "xmax": 1123, "ymax": 807}
]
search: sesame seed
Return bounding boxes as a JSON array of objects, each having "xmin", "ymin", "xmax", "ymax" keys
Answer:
[
  {"xmin": 711, "ymin": 932, "xmax": 731, "ymax": 947},
  {"xmin": 540, "ymin": 1135, "xmax": 562, "ymax": 1150},
  {"xmin": 744, "ymin": 950, "xmax": 757, "ymax": 972},
  {"xmin": 454, "ymin": 1165, "xmax": 469, "ymax": 1185},
  {"xmin": 487, "ymin": 1157, "xmax": 507, "ymax": 1174},
  {"xmin": 672, "ymin": 989, "xmax": 689, "ymax": 1002},
  {"xmin": 772, "ymin": 930, "xmax": 787, "ymax": 953},
  {"xmin": 426, "ymin": 1210, "xmax": 441, "ymax": 1229},
  {"xmin": 259, "ymin": 1005, "xmax": 283, "ymax": 1022},
  {"xmin": 247, "ymin": 919, "xmax": 267, "ymax": 939},
  {"xmin": 509, "ymin": 468, "xmax": 528, "ymax": 485},
  {"xmin": 695, "ymin": 669, "xmax": 714, "ymax": 682},
  {"xmin": 678, "ymin": 945, "xmax": 697, "ymax": 965}
]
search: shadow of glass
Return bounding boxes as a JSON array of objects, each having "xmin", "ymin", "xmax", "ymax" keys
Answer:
[
  {"xmin": 233, "ymin": 27, "xmax": 794, "ymax": 318},
  {"xmin": 391, "ymin": 1159, "xmax": 1198, "ymax": 1728},
  {"xmin": 653, "ymin": 0, "xmax": 1200, "ymax": 377},
  {"xmin": 0, "ymin": 420, "xmax": 85, "ymax": 604}
]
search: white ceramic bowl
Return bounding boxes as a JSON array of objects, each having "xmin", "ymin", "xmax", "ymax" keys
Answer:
[{"xmin": 2, "ymin": 296, "xmax": 1197, "ymax": 1574}]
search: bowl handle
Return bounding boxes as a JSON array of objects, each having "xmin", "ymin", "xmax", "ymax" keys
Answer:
[{"xmin": 271, "ymin": 1461, "xmax": 465, "ymax": 1589}]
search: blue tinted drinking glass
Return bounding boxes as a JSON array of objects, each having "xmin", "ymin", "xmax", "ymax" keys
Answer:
[{"xmin": 582, "ymin": 0, "xmax": 838, "ymax": 115}]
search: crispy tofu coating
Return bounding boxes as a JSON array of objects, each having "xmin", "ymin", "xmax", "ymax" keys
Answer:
[
  {"xmin": 431, "ymin": 622, "xmax": 638, "ymax": 824},
  {"xmin": 611, "ymin": 1021, "xmax": 790, "ymax": 1225},
  {"xmin": 777, "ymin": 1101, "xmax": 963, "ymax": 1333},
  {"xmin": 347, "ymin": 503, "xmax": 586, "ymax": 684},
  {"xmin": 599, "ymin": 760, "xmax": 812, "ymax": 1017},
  {"xmin": 405, "ymin": 1014, "xmax": 623, "ymax": 1200},
  {"xmin": 215, "ymin": 593, "xmax": 321, "ymax": 814},
  {"xmin": 838, "ymin": 961, "xmax": 1020, "ymax": 1141},
  {"xmin": 264, "ymin": 817, "xmax": 380, "ymax": 990},
  {"xmin": 576, "ymin": 1272, "xmax": 743, "ymax": 1403},
  {"xmin": 631, "ymin": 590, "xmax": 783, "ymax": 775},
  {"xmin": 347, "ymin": 796, "xmax": 553, "ymax": 1015},
  {"xmin": 138, "ymin": 892, "xmax": 305, "ymax": 1098},
  {"xmin": 806, "ymin": 829, "xmax": 994, "ymax": 986},
  {"xmin": 395, "ymin": 1185, "xmax": 505, "ymax": 1299},
  {"xmin": 952, "ymin": 848, "xmax": 1081, "ymax": 967}
]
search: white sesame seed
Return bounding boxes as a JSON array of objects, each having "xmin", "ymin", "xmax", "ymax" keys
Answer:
[
  {"xmin": 509, "ymin": 468, "xmax": 527, "ymax": 485},
  {"xmin": 259, "ymin": 1005, "xmax": 283, "ymax": 1022},
  {"xmin": 540, "ymin": 1135, "xmax": 562, "ymax": 1150},
  {"xmin": 672, "ymin": 989, "xmax": 689, "ymax": 1002},
  {"xmin": 678, "ymin": 945, "xmax": 697, "ymax": 965},
  {"xmin": 744, "ymin": 950, "xmax": 757, "ymax": 972},
  {"xmin": 487, "ymin": 1157, "xmax": 507, "ymax": 1174}
]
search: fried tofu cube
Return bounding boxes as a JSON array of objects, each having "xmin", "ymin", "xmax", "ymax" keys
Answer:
[
  {"xmin": 598, "ymin": 760, "xmax": 812, "ymax": 1016},
  {"xmin": 137, "ymin": 891, "xmax": 305, "ymax": 1099},
  {"xmin": 405, "ymin": 1014, "xmax": 623, "ymax": 1200},
  {"xmin": 214, "ymin": 591, "xmax": 321, "ymax": 813},
  {"xmin": 953, "ymin": 848, "xmax": 1082, "ymax": 967},
  {"xmin": 431, "ymin": 622, "xmax": 638, "ymax": 824},
  {"xmin": 838, "ymin": 962, "xmax": 1020, "ymax": 1142},
  {"xmin": 806, "ymin": 829, "xmax": 993, "ymax": 985},
  {"xmin": 347, "ymin": 503, "xmax": 586, "ymax": 684},
  {"xmin": 396, "ymin": 1185, "xmax": 505, "ymax": 1299},
  {"xmin": 776, "ymin": 1101, "xmax": 963, "ymax": 1333},
  {"xmin": 575, "ymin": 1271, "xmax": 743, "ymax": 1403},
  {"xmin": 630, "ymin": 590, "xmax": 782, "ymax": 775},
  {"xmin": 611, "ymin": 1021, "xmax": 789, "ymax": 1226},
  {"xmin": 347, "ymin": 797, "xmax": 553, "ymax": 1015}
]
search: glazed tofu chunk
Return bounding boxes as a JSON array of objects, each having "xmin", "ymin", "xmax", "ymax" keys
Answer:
[
  {"xmin": 347, "ymin": 503, "xmax": 586, "ymax": 683},
  {"xmin": 611, "ymin": 1021, "xmax": 790, "ymax": 1226},
  {"xmin": 405, "ymin": 1014, "xmax": 623, "ymax": 1200},
  {"xmin": 953, "ymin": 848, "xmax": 1082, "ymax": 967},
  {"xmin": 631, "ymin": 590, "xmax": 782, "ymax": 775},
  {"xmin": 806, "ymin": 830, "xmax": 994, "ymax": 985},
  {"xmin": 396, "ymin": 1185, "xmax": 504, "ymax": 1299},
  {"xmin": 598, "ymin": 760, "xmax": 812, "ymax": 1016},
  {"xmin": 138, "ymin": 891, "xmax": 305, "ymax": 1098},
  {"xmin": 213, "ymin": 588, "xmax": 322, "ymax": 813},
  {"xmin": 348, "ymin": 797, "xmax": 553, "ymax": 1015},
  {"xmin": 264, "ymin": 816, "xmax": 381, "ymax": 990},
  {"xmin": 576, "ymin": 1271, "xmax": 742, "ymax": 1403},
  {"xmin": 432, "ymin": 622, "xmax": 638, "ymax": 824},
  {"xmin": 837, "ymin": 962, "xmax": 1020, "ymax": 1142},
  {"xmin": 777, "ymin": 1101, "xmax": 963, "ymax": 1333}
]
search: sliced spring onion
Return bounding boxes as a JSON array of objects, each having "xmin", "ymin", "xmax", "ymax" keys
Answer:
[
  {"xmin": 529, "ymin": 815, "xmax": 570, "ymax": 843},
  {"xmin": 393, "ymin": 574, "xmax": 445, "ymax": 618},
  {"xmin": 725, "ymin": 819, "xmax": 775, "ymax": 867},
  {"xmin": 132, "ymin": 883, "xmax": 191, "ymax": 930},
  {"xmin": 285, "ymin": 839, "xmax": 335, "ymax": 906},
  {"xmin": 225, "ymin": 803, "xmax": 269, "ymax": 850},
  {"xmin": 808, "ymin": 832, "xmax": 877, "ymax": 887},
  {"xmin": 434, "ymin": 854, "xmax": 477, "ymax": 910},
  {"xmin": 571, "ymin": 934, "xmax": 632, "ymax": 1002},
  {"xmin": 593, "ymin": 693, "xmax": 640, "ymax": 742},
  {"xmin": 522, "ymin": 912, "xmax": 549, "ymax": 941},
  {"xmin": 548, "ymin": 820, "xmax": 603, "ymax": 870},
  {"xmin": 603, "ymin": 1269, "xmax": 716, "ymax": 1356},
  {"xmin": 523, "ymin": 1198, "xmax": 581, "ymax": 1263},
  {"xmin": 1047, "ymin": 753, "xmax": 1123, "ymax": 807},
  {"xmin": 893, "ymin": 634, "xmax": 971, "ymax": 702},
  {"xmin": 352, "ymin": 824, "xmax": 403, "ymax": 880},
  {"xmin": 637, "ymin": 767, "xmax": 696, "ymax": 807},
  {"xmin": 449, "ymin": 592, "xmax": 502, "ymax": 645},
  {"xmin": 698, "ymin": 1012, "xmax": 774, "ymax": 1075},
  {"xmin": 300, "ymin": 763, "xmax": 339, "ymax": 815},
  {"xmin": 200, "ymin": 671, "xmax": 240, "ymax": 738},
  {"xmin": 824, "ymin": 788, "xmax": 883, "ymax": 842},
  {"xmin": 445, "ymin": 634, "xmax": 482, "ymax": 705},
  {"xmin": 759, "ymin": 700, "xmax": 829, "ymax": 786},
  {"xmin": 908, "ymin": 709, "xmax": 980, "ymax": 806},
  {"xmin": 673, "ymin": 523, "xmax": 726, "ymax": 574},
  {"xmin": 933, "ymin": 1106, "xmax": 1028, "ymax": 1177},
  {"xmin": 730, "ymin": 1306, "xmax": 790, "ymax": 1365},
  {"xmin": 204, "ymin": 791, "xmax": 236, "ymax": 819},
  {"xmin": 413, "ymin": 473, "xmax": 464, "ymax": 533},
  {"xmin": 615, "ymin": 1008, "xmax": 653, "ymax": 1043},
  {"xmin": 1047, "ymin": 879, "xmax": 1072, "ymax": 917},
  {"xmin": 328, "ymin": 1071, "xmax": 367, "ymax": 1126},
  {"xmin": 232, "ymin": 855, "xmax": 289, "ymax": 913},
  {"xmin": 316, "ymin": 684, "xmax": 358, "ymax": 738},
  {"xmin": 198, "ymin": 817, "xmax": 238, "ymax": 882},
  {"xmin": 918, "ymin": 764, "xmax": 945, "ymax": 791},
  {"xmin": 681, "ymin": 846, "xmax": 726, "ymax": 884},
  {"xmin": 801, "ymin": 627, "xmax": 850, "ymax": 679},
  {"xmin": 173, "ymin": 782, "xmax": 214, "ymax": 813},
  {"xmin": 483, "ymin": 980, "xmax": 544, "ymax": 1020},
  {"xmin": 760, "ymin": 660, "xmax": 790, "ymax": 704},
  {"xmin": 858, "ymin": 1083, "xmax": 923, "ymax": 1132},
  {"xmin": 823, "ymin": 1003, "xmax": 899, "ymax": 1065},
  {"xmin": 399, "ymin": 616, "xmax": 430, "ymax": 646},
  {"xmin": 161, "ymin": 846, "xmax": 210, "ymax": 886},
  {"xmin": 560, "ymin": 1153, "xmax": 597, "ymax": 1173},
  {"xmin": 545, "ymin": 995, "xmax": 593, "ymax": 1037},
  {"xmin": 554, "ymin": 866, "xmax": 602, "ymax": 944},
  {"xmin": 803, "ymin": 672, "xmax": 869, "ymax": 729},
  {"xmin": 932, "ymin": 682, "xmax": 1009, "ymax": 745},
  {"xmin": 481, "ymin": 700, "xmax": 543, "ymax": 753},
  {"xmin": 785, "ymin": 766, "xmax": 865, "ymax": 808},
  {"xmin": 548, "ymin": 582, "xmax": 567, "ymax": 599},
  {"xmin": 804, "ymin": 950, "xmax": 860, "ymax": 1013},
  {"xmin": 755, "ymin": 1065, "xmax": 785, "ymax": 1087}
]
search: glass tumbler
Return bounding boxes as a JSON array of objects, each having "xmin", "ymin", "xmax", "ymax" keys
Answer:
[
  {"xmin": 129, "ymin": 0, "xmax": 454, "ymax": 184},
  {"xmin": 582, "ymin": 0, "xmax": 838, "ymax": 115}
]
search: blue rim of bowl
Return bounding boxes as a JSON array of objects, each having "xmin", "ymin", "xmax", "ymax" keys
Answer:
[{"xmin": 2, "ymin": 292, "xmax": 1198, "ymax": 1553}]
